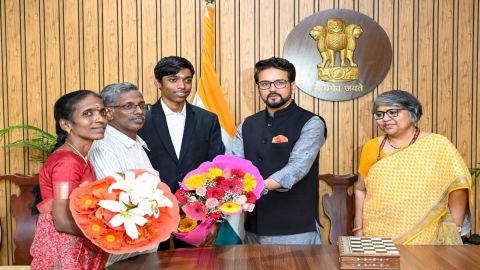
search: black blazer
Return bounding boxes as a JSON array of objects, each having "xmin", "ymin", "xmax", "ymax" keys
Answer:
[{"xmin": 138, "ymin": 101, "xmax": 224, "ymax": 193}]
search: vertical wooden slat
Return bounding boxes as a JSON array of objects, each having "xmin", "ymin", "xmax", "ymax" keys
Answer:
[
  {"xmin": 5, "ymin": 0, "xmax": 24, "ymax": 173},
  {"xmin": 0, "ymin": 0, "xmax": 8, "ymax": 264},
  {"xmin": 160, "ymin": 0, "xmax": 177, "ymax": 57},
  {"xmin": 140, "ymin": 0, "xmax": 157, "ymax": 102},
  {"xmin": 83, "ymin": 0, "xmax": 100, "ymax": 91},
  {"xmin": 63, "ymin": 0, "xmax": 80, "ymax": 91},
  {"xmin": 456, "ymin": 0, "xmax": 473, "ymax": 165},
  {"xmin": 25, "ymin": 0, "xmax": 43, "ymax": 174},
  {"xmin": 397, "ymin": 0, "xmax": 414, "ymax": 91},
  {"xmin": 218, "ymin": 0, "xmax": 235, "ymax": 120},
  {"xmin": 121, "ymin": 0, "xmax": 138, "ymax": 84},
  {"xmin": 239, "ymin": 0, "xmax": 256, "ymax": 121},
  {"xmin": 417, "ymin": 0, "xmax": 434, "ymax": 133},
  {"xmin": 437, "ymin": 0, "xmax": 454, "ymax": 140},
  {"xmin": 102, "ymin": 0, "xmax": 119, "ymax": 85},
  {"xmin": 258, "ymin": 0, "xmax": 274, "ymax": 59}
]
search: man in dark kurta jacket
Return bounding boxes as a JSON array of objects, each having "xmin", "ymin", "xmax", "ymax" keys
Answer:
[{"xmin": 230, "ymin": 57, "xmax": 327, "ymax": 244}]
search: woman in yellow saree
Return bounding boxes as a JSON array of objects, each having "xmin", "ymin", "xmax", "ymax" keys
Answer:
[{"xmin": 354, "ymin": 90, "xmax": 472, "ymax": 245}]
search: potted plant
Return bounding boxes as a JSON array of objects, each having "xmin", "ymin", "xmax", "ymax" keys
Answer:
[{"xmin": 0, "ymin": 125, "xmax": 56, "ymax": 164}]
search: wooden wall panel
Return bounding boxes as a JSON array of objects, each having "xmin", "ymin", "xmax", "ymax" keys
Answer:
[
  {"xmin": 139, "ymin": 0, "xmax": 158, "ymax": 101},
  {"xmin": 1, "ymin": 0, "xmax": 480, "ymax": 264},
  {"xmin": 83, "ymin": 1, "xmax": 101, "ymax": 91},
  {"xmin": 238, "ymin": 0, "xmax": 255, "ymax": 120}
]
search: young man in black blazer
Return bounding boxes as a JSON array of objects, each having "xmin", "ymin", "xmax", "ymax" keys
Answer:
[
  {"xmin": 138, "ymin": 56, "xmax": 223, "ymax": 248},
  {"xmin": 138, "ymin": 56, "xmax": 223, "ymax": 193}
]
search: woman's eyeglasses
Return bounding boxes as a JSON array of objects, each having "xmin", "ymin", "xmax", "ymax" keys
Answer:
[{"xmin": 373, "ymin": 108, "xmax": 406, "ymax": 120}]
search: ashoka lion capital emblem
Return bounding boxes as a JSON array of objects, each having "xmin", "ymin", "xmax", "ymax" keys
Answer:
[{"xmin": 309, "ymin": 18, "xmax": 363, "ymax": 82}]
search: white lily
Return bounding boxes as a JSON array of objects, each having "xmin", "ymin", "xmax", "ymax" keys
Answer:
[
  {"xmin": 98, "ymin": 192, "xmax": 148, "ymax": 239},
  {"xmin": 137, "ymin": 188, "xmax": 174, "ymax": 218}
]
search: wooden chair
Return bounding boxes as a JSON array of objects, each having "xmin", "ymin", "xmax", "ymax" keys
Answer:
[
  {"xmin": 319, "ymin": 173, "xmax": 357, "ymax": 245},
  {"xmin": 0, "ymin": 173, "xmax": 39, "ymax": 265}
]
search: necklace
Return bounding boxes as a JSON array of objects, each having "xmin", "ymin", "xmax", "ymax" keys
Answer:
[
  {"xmin": 65, "ymin": 141, "xmax": 88, "ymax": 161},
  {"xmin": 386, "ymin": 128, "xmax": 420, "ymax": 150},
  {"xmin": 378, "ymin": 128, "xmax": 420, "ymax": 161}
]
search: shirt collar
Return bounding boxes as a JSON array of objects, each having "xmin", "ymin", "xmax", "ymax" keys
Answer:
[
  {"xmin": 105, "ymin": 125, "xmax": 148, "ymax": 149},
  {"xmin": 161, "ymin": 98, "xmax": 186, "ymax": 116}
]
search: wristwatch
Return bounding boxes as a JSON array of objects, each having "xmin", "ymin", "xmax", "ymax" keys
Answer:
[{"xmin": 261, "ymin": 187, "xmax": 269, "ymax": 195}]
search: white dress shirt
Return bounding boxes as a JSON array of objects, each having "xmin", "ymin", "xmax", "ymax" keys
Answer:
[
  {"xmin": 89, "ymin": 125, "xmax": 159, "ymax": 266},
  {"xmin": 89, "ymin": 125, "xmax": 158, "ymax": 178},
  {"xmin": 161, "ymin": 98, "xmax": 186, "ymax": 159}
]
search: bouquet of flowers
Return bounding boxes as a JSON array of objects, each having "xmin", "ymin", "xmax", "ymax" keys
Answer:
[
  {"xmin": 69, "ymin": 169, "xmax": 180, "ymax": 254},
  {"xmin": 174, "ymin": 155, "xmax": 264, "ymax": 245}
]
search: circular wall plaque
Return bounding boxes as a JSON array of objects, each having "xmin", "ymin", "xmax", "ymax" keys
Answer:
[{"xmin": 283, "ymin": 9, "xmax": 392, "ymax": 101}]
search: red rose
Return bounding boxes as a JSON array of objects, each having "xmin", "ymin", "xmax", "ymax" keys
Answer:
[
  {"xmin": 175, "ymin": 189, "xmax": 188, "ymax": 203},
  {"xmin": 231, "ymin": 169, "xmax": 245, "ymax": 178},
  {"xmin": 206, "ymin": 187, "xmax": 225, "ymax": 199},
  {"xmin": 245, "ymin": 191, "xmax": 257, "ymax": 203},
  {"xmin": 213, "ymin": 176, "xmax": 225, "ymax": 184}
]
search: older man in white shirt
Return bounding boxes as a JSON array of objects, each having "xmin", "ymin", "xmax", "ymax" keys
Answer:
[{"xmin": 89, "ymin": 82, "xmax": 158, "ymax": 266}]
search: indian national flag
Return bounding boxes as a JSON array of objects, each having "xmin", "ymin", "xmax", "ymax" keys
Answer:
[{"xmin": 192, "ymin": 0, "xmax": 243, "ymax": 245}]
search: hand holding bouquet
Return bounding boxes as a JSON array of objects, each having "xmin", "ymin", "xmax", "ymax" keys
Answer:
[
  {"xmin": 174, "ymin": 155, "xmax": 264, "ymax": 245},
  {"xmin": 69, "ymin": 169, "xmax": 180, "ymax": 254}
]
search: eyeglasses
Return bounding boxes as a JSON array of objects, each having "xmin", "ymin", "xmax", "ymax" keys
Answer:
[
  {"xmin": 256, "ymin": 79, "xmax": 289, "ymax": 90},
  {"xmin": 373, "ymin": 108, "xmax": 407, "ymax": 120},
  {"xmin": 109, "ymin": 103, "xmax": 151, "ymax": 111}
]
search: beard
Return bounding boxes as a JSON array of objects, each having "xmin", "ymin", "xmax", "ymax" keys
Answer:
[{"xmin": 264, "ymin": 93, "xmax": 288, "ymax": 109}]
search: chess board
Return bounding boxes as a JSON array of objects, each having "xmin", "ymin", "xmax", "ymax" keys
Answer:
[{"xmin": 338, "ymin": 236, "xmax": 400, "ymax": 269}]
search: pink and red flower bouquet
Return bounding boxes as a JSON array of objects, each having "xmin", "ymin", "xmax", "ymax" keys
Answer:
[
  {"xmin": 174, "ymin": 155, "xmax": 264, "ymax": 245},
  {"xmin": 69, "ymin": 169, "xmax": 180, "ymax": 254}
]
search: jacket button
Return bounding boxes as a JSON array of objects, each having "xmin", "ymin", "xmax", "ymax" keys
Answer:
[
  {"xmin": 262, "ymin": 139, "xmax": 267, "ymax": 144},
  {"xmin": 258, "ymin": 157, "xmax": 263, "ymax": 162}
]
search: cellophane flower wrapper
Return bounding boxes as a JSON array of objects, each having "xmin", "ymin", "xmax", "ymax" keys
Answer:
[
  {"xmin": 174, "ymin": 155, "xmax": 264, "ymax": 245},
  {"xmin": 69, "ymin": 169, "xmax": 180, "ymax": 254}
]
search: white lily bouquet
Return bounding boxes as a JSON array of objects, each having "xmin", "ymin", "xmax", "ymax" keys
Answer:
[{"xmin": 69, "ymin": 169, "xmax": 180, "ymax": 254}]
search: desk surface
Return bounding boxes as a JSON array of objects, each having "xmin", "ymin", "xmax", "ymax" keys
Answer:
[{"xmin": 107, "ymin": 244, "xmax": 480, "ymax": 270}]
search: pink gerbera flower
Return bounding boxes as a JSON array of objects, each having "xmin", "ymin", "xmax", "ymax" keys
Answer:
[
  {"xmin": 182, "ymin": 201, "xmax": 207, "ymax": 221},
  {"xmin": 218, "ymin": 179, "xmax": 243, "ymax": 194}
]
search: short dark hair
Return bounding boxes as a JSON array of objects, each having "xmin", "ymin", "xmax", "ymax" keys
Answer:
[
  {"xmin": 373, "ymin": 90, "xmax": 423, "ymax": 123},
  {"xmin": 154, "ymin": 56, "xmax": 195, "ymax": 82},
  {"xmin": 254, "ymin": 57, "xmax": 296, "ymax": 83}
]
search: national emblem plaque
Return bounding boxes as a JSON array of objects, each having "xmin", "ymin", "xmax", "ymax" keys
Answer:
[{"xmin": 283, "ymin": 9, "xmax": 392, "ymax": 101}]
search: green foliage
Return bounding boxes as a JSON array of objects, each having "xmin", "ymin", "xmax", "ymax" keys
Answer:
[
  {"xmin": 0, "ymin": 124, "xmax": 56, "ymax": 164},
  {"xmin": 471, "ymin": 164, "xmax": 480, "ymax": 181}
]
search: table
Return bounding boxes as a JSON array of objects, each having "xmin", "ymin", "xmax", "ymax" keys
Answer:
[{"xmin": 106, "ymin": 244, "xmax": 480, "ymax": 269}]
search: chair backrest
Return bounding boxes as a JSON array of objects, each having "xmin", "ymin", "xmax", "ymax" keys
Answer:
[
  {"xmin": 319, "ymin": 173, "xmax": 357, "ymax": 245},
  {"xmin": 0, "ymin": 173, "xmax": 39, "ymax": 265}
]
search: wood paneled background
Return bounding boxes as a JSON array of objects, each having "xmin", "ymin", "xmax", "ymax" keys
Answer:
[{"xmin": 0, "ymin": 0, "xmax": 479, "ymax": 264}]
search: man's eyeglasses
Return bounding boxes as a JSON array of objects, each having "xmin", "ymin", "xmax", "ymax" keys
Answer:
[
  {"xmin": 256, "ymin": 79, "xmax": 289, "ymax": 90},
  {"xmin": 373, "ymin": 108, "xmax": 406, "ymax": 120},
  {"xmin": 109, "ymin": 103, "xmax": 151, "ymax": 111}
]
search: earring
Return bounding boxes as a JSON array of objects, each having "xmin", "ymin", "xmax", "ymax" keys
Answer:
[{"xmin": 66, "ymin": 128, "xmax": 72, "ymax": 134}]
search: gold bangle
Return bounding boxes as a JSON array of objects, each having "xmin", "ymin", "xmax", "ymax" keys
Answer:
[{"xmin": 352, "ymin": 226, "xmax": 363, "ymax": 232}]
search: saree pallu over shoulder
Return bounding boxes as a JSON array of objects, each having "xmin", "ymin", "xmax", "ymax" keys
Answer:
[{"xmin": 363, "ymin": 134, "xmax": 472, "ymax": 245}]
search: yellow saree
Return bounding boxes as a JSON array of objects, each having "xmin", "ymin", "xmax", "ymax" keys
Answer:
[{"xmin": 363, "ymin": 134, "xmax": 472, "ymax": 244}]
